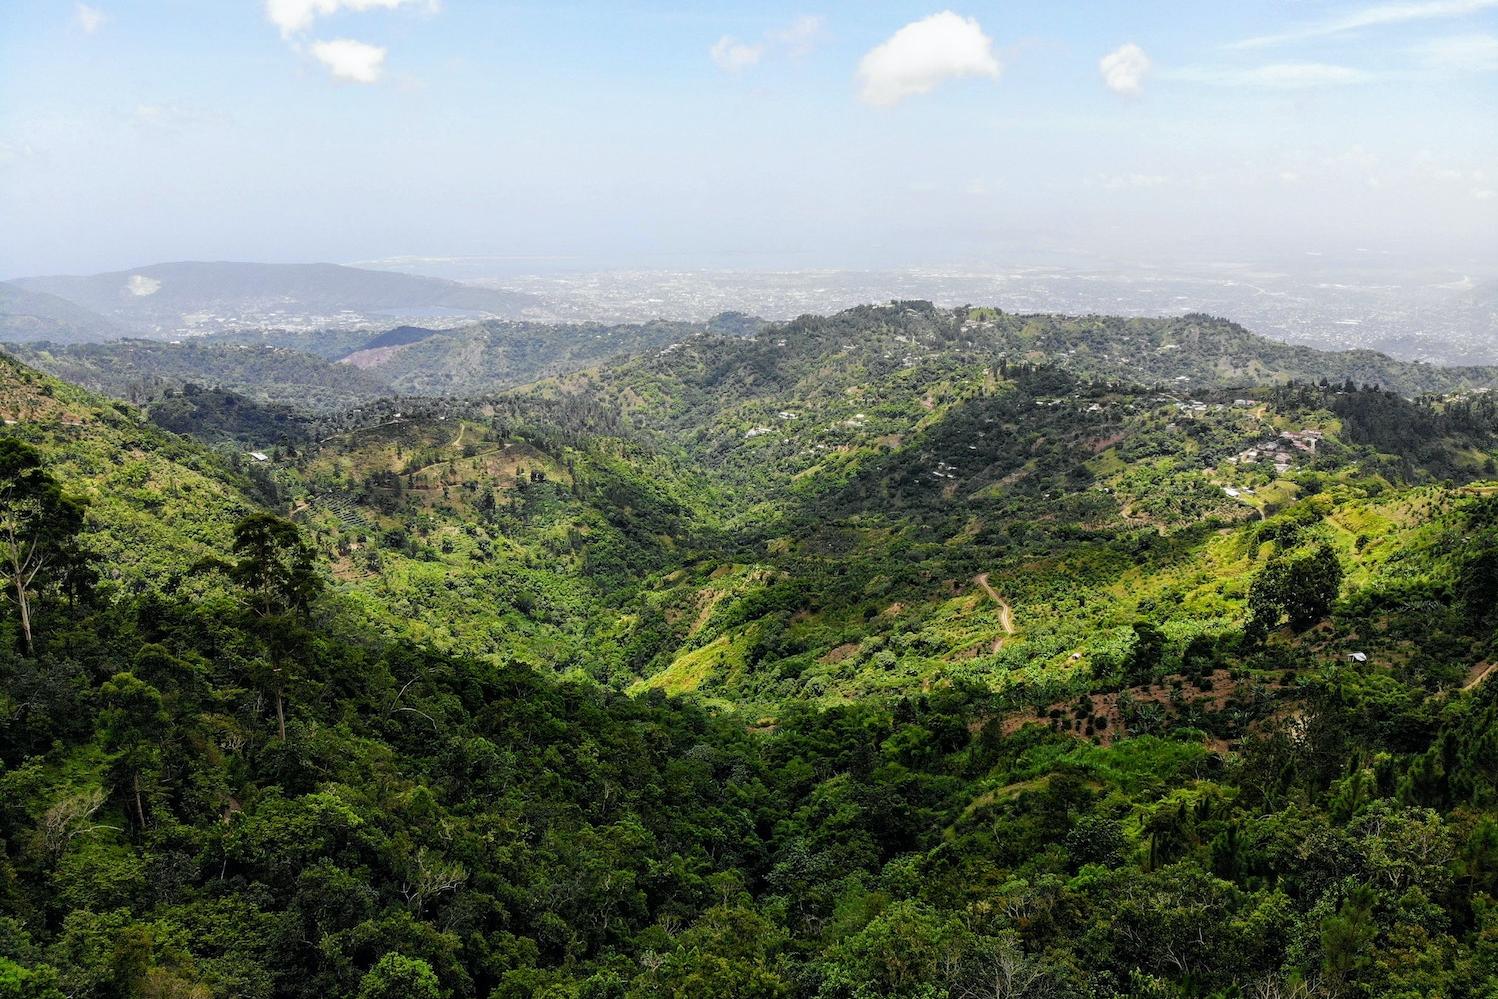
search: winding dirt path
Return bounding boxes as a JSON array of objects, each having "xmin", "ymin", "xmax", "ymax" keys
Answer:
[
  {"xmin": 974, "ymin": 573, "xmax": 1016, "ymax": 653},
  {"xmin": 1463, "ymin": 661, "xmax": 1495, "ymax": 692}
]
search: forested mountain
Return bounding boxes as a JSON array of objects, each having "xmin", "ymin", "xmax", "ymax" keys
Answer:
[
  {"xmin": 329, "ymin": 314, "xmax": 762, "ymax": 396},
  {"xmin": 12, "ymin": 305, "xmax": 1490, "ymax": 420},
  {"xmin": 548, "ymin": 304, "xmax": 1498, "ymax": 407},
  {"xmin": 8, "ymin": 262, "xmax": 535, "ymax": 331},
  {"xmin": 4, "ymin": 314, "xmax": 766, "ymax": 408},
  {"xmin": 2, "ymin": 340, "xmax": 393, "ymax": 412},
  {"xmin": 1, "ymin": 305, "xmax": 1496, "ymax": 998},
  {"xmin": 0, "ymin": 282, "xmax": 123, "ymax": 344}
]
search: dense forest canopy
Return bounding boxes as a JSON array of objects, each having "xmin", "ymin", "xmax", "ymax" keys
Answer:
[{"xmin": 0, "ymin": 303, "xmax": 1495, "ymax": 998}]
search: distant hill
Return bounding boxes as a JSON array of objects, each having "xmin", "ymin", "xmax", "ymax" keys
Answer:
[
  {"xmin": 8, "ymin": 261, "xmax": 535, "ymax": 332},
  {"xmin": 533, "ymin": 305, "xmax": 1498, "ymax": 446},
  {"xmin": 331, "ymin": 313, "xmax": 764, "ymax": 394},
  {"xmin": 2, "ymin": 339, "xmax": 391, "ymax": 412},
  {"xmin": 360, "ymin": 324, "xmax": 442, "ymax": 350},
  {"xmin": 0, "ymin": 280, "xmax": 123, "ymax": 343},
  {"xmin": 979, "ymin": 310, "xmax": 1498, "ymax": 396}
]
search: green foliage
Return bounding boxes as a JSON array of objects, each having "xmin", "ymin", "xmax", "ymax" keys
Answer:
[
  {"xmin": 0, "ymin": 438, "xmax": 88, "ymax": 654},
  {"xmin": 1247, "ymin": 542, "xmax": 1344, "ymax": 639},
  {"xmin": 357, "ymin": 953, "xmax": 441, "ymax": 999},
  {"xmin": 0, "ymin": 309, "xmax": 1496, "ymax": 999},
  {"xmin": 230, "ymin": 514, "xmax": 322, "ymax": 621}
]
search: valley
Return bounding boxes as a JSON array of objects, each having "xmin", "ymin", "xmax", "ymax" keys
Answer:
[
  {"xmin": 0, "ymin": 305, "xmax": 1492, "ymax": 999},
  {"xmin": 0, "ymin": 301, "xmax": 1495, "ymax": 998},
  {"xmin": 8, "ymin": 2, "xmax": 1496, "ymax": 992}
]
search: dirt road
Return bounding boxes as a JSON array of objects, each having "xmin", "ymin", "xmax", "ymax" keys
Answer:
[{"xmin": 974, "ymin": 573, "xmax": 1016, "ymax": 653}]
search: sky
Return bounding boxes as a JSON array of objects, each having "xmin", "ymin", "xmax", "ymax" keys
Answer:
[{"xmin": 1, "ymin": 0, "xmax": 1496, "ymax": 278}]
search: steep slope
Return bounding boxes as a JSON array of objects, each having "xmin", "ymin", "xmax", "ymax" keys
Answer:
[
  {"xmin": 0, "ymin": 353, "xmax": 267, "ymax": 590},
  {"xmin": 1001, "ymin": 310, "xmax": 1498, "ymax": 393},
  {"xmin": 482, "ymin": 303, "xmax": 1498, "ymax": 706},
  {"xmin": 0, "ymin": 352, "xmax": 694, "ymax": 677}
]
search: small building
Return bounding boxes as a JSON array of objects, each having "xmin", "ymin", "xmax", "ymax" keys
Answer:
[
  {"xmin": 1348, "ymin": 652, "xmax": 1368, "ymax": 664},
  {"xmin": 248, "ymin": 451, "xmax": 270, "ymax": 462}
]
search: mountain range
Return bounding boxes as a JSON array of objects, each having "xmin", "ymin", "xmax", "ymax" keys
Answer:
[
  {"xmin": 0, "ymin": 299, "xmax": 1495, "ymax": 997},
  {"xmin": 0, "ymin": 260, "xmax": 535, "ymax": 340}
]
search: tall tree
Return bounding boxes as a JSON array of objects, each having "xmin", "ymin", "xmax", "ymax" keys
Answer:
[
  {"xmin": 98, "ymin": 671, "xmax": 168, "ymax": 829},
  {"xmin": 229, "ymin": 513, "xmax": 322, "ymax": 738},
  {"xmin": 230, "ymin": 513, "xmax": 321, "ymax": 622},
  {"xmin": 0, "ymin": 439, "xmax": 85, "ymax": 655}
]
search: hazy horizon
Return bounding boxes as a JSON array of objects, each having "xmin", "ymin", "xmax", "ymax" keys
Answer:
[{"xmin": 3, "ymin": 1, "xmax": 1496, "ymax": 280}]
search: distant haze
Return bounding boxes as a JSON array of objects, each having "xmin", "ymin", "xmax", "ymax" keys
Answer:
[{"xmin": 2, "ymin": 1, "xmax": 1495, "ymax": 289}]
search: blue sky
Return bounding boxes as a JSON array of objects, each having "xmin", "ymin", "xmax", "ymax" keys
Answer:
[{"xmin": 1, "ymin": 1, "xmax": 1495, "ymax": 276}]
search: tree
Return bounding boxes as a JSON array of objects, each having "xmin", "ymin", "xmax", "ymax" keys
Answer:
[
  {"xmin": 815, "ymin": 900, "xmax": 968, "ymax": 998},
  {"xmin": 1320, "ymin": 885, "xmax": 1377, "ymax": 986},
  {"xmin": 230, "ymin": 513, "xmax": 321, "ymax": 622},
  {"xmin": 356, "ymin": 954, "xmax": 440, "ymax": 999},
  {"xmin": 0, "ymin": 440, "xmax": 86, "ymax": 654},
  {"xmin": 949, "ymin": 937, "xmax": 1059, "ymax": 999},
  {"xmin": 1247, "ymin": 543, "xmax": 1343, "ymax": 640},
  {"xmin": 98, "ymin": 671, "xmax": 169, "ymax": 829},
  {"xmin": 1125, "ymin": 621, "xmax": 1166, "ymax": 686},
  {"xmin": 1456, "ymin": 530, "xmax": 1498, "ymax": 631},
  {"xmin": 0, "ymin": 956, "xmax": 66, "ymax": 999},
  {"xmin": 229, "ymin": 514, "xmax": 322, "ymax": 739}
]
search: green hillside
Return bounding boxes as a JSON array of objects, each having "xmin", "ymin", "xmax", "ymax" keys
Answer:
[
  {"xmin": 325, "ymin": 313, "xmax": 764, "ymax": 396},
  {"xmin": 4, "ymin": 340, "xmax": 392, "ymax": 412},
  {"xmin": 1, "ymin": 307, "xmax": 1496, "ymax": 998}
]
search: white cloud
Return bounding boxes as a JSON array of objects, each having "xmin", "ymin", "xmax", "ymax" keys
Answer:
[
  {"xmin": 129, "ymin": 103, "xmax": 219, "ymax": 132},
  {"xmin": 1416, "ymin": 33, "xmax": 1498, "ymax": 70},
  {"xmin": 74, "ymin": 3, "xmax": 106, "ymax": 33},
  {"xmin": 770, "ymin": 14, "xmax": 826, "ymax": 56},
  {"xmin": 1098, "ymin": 173, "xmax": 1170, "ymax": 190},
  {"xmin": 1172, "ymin": 62, "xmax": 1373, "ymax": 88},
  {"xmin": 1475, "ymin": 188, "xmax": 1497, "ymax": 200},
  {"xmin": 1233, "ymin": 0, "xmax": 1498, "ymax": 48},
  {"xmin": 0, "ymin": 141, "xmax": 37, "ymax": 169},
  {"xmin": 264, "ymin": 0, "xmax": 437, "ymax": 39},
  {"xmin": 126, "ymin": 275, "xmax": 161, "ymax": 297},
  {"xmin": 856, "ymin": 11, "xmax": 1001, "ymax": 107},
  {"xmin": 711, "ymin": 15, "xmax": 826, "ymax": 73},
  {"xmin": 710, "ymin": 36, "xmax": 764, "ymax": 72},
  {"xmin": 1099, "ymin": 42, "xmax": 1151, "ymax": 95},
  {"xmin": 131, "ymin": 103, "xmax": 173, "ymax": 128},
  {"xmin": 310, "ymin": 38, "xmax": 387, "ymax": 83},
  {"xmin": 264, "ymin": 0, "xmax": 434, "ymax": 85}
]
